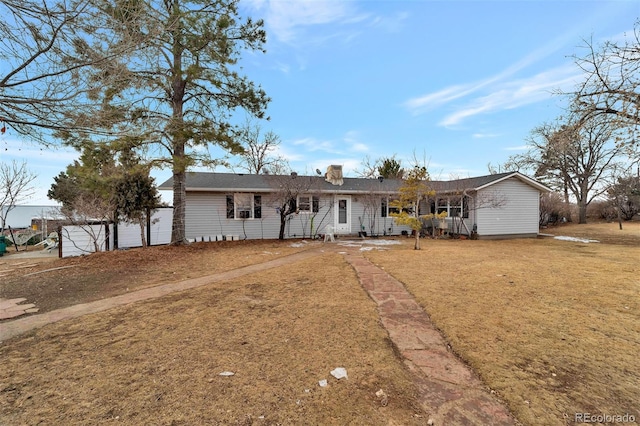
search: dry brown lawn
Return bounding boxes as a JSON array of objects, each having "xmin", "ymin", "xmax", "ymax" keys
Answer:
[
  {"xmin": 1, "ymin": 250, "xmax": 426, "ymax": 425},
  {"xmin": 0, "ymin": 240, "xmax": 315, "ymax": 314},
  {"xmin": 365, "ymin": 221, "xmax": 640, "ymax": 425},
  {"xmin": 1, "ymin": 222, "xmax": 639, "ymax": 425}
]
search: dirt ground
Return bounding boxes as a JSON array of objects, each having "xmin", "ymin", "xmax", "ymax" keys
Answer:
[
  {"xmin": 0, "ymin": 222, "xmax": 639, "ymax": 425},
  {"xmin": 0, "ymin": 240, "xmax": 315, "ymax": 315}
]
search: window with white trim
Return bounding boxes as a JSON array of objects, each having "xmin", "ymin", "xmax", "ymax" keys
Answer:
[
  {"xmin": 386, "ymin": 197, "xmax": 401, "ymax": 215},
  {"xmin": 297, "ymin": 195, "xmax": 319, "ymax": 213},
  {"xmin": 437, "ymin": 198, "xmax": 448, "ymax": 215},
  {"xmin": 449, "ymin": 197, "xmax": 462, "ymax": 217},
  {"xmin": 226, "ymin": 193, "xmax": 262, "ymax": 219},
  {"xmin": 462, "ymin": 195, "xmax": 470, "ymax": 219}
]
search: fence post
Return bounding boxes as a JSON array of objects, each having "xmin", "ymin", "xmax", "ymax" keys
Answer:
[
  {"xmin": 57, "ymin": 226, "xmax": 62, "ymax": 258},
  {"xmin": 146, "ymin": 208, "xmax": 152, "ymax": 247},
  {"xmin": 105, "ymin": 222, "xmax": 110, "ymax": 252}
]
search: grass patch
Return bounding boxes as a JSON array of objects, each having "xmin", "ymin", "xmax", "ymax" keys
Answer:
[
  {"xmin": 364, "ymin": 222, "xmax": 640, "ymax": 425},
  {"xmin": 1, "ymin": 253, "xmax": 426, "ymax": 424},
  {"xmin": 1, "ymin": 223, "xmax": 638, "ymax": 425}
]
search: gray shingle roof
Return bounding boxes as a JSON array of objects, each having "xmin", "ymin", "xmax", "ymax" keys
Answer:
[{"xmin": 159, "ymin": 171, "xmax": 549, "ymax": 194}]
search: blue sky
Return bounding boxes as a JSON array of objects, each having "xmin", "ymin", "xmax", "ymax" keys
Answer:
[{"xmin": 2, "ymin": 0, "xmax": 638, "ymax": 205}]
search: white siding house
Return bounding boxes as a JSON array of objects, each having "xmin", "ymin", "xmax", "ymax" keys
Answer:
[
  {"xmin": 159, "ymin": 169, "xmax": 550, "ymax": 241},
  {"xmin": 475, "ymin": 176, "xmax": 544, "ymax": 238}
]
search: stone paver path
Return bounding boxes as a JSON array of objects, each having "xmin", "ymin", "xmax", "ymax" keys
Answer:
[
  {"xmin": 0, "ymin": 298, "xmax": 39, "ymax": 320},
  {"xmin": 341, "ymin": 247, "xmax": 516, "ymax": 425}
]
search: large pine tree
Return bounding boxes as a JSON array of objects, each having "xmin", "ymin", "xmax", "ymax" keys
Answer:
[{"xmin": 62, "ymin": 0, "xmax": 269, "ymax": 244}]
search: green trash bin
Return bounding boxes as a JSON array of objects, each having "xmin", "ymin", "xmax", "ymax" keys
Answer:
[{"xmin": 0, "ymin": 235, "xmax": 6, "ymax": 256}]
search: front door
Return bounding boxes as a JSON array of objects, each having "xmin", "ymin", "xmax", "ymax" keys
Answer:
[{"xmin": 335, "ymin": 196, "xmax": 351, "ymax": 234}]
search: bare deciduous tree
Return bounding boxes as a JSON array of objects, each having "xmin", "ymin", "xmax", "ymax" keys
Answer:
[
  {"xmin": 0, "ymin": 160, "xmax": 37, "ymax": 231},
  {"xmin": 236, "ymin": 120, "xmax": 288, "ymax": 174},
  {"xmin": 607, "ymin": 171, "xmax": 640, "ymax": 228},
  {"xmin": 506, "ymin": 116, "xmax": 624, "ymax": 224},
  {"xmin": 568, "ymin": 22, "xmax": 640, "ymax": 155},
  {"xmin": 0, "ymin": 0, "xmax": 134, "ymax": 140},
  {"xmin": 56, "ymin": 192, "xmax": 114, "ymax": 253},
  {"xmin": 265, "ymin": 173, "xmax": 318, "ymax": 240},
  {"xmin": 539, "ymin": 192, "xmax": 572, "ymax": 226},
  {"xmin": 354, "ymin": 155, "xmax": 380, "ymax": 178}
]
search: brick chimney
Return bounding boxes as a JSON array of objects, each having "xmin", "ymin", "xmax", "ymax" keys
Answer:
[{"xmin": 325, "ymin": 165, "xmax": 344, "ymax": 186}]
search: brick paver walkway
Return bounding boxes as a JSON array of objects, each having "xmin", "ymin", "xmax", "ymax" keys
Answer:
[{"xmin": 1, "ymin": 241, "xmax": 517, "ymax": 425}]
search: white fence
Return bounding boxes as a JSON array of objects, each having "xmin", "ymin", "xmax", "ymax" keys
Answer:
[
  {"xmin": 116, "ymin": 208, "xmax": 173, "ymax": 249},
  {"xmin": 60, "ymin": 208, "xmax": 173, "ymax": 258},
  {"xmin": 60, "ymin": 223, "xmax": 114, "ymax": 258}
]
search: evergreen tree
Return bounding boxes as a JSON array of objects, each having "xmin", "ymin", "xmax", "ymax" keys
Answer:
[{"xmin": 60, "ymin": 0, "xmax": 269, "ymax": 244}]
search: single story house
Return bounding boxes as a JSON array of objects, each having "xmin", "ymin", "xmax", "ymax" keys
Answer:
[{"xmin": 158, "ymin": 167, "xmax": 550, "ymax": 241}]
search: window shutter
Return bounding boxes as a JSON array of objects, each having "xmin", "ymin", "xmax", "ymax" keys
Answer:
[
  {"xmin": 463, "ymin": 195, "xmax": 470, "ymax": 218},
  {"xmin": 254, "ymin": 195, "xmax": 262, "ymax": 219},
  {"xmin": 226, "ymin": 195, "xmax": 234, "ymax": 219}
]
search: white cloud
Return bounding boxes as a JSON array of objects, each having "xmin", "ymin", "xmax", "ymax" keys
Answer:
[
  {"xmin": 438, "ymin": 64, "xmax": 580, "ymax": 127},
  {"xmin": 271, "ymin": 143, "xmax": 305, "ymax": 162},
  {"xmin": 350, "ymin": 142, "xmax": 369, "ymax": 153},
  {"xmin": 274, "ymin": 61, "xmax": 290, "ymax": 74},
  {"xmin": 368, "ymin": 11, "xmax": 409, "ymax": 33},
  {"xmin": 246, "ymin": 0, "xmax": 365, "ymax": 45},
  {"xmin": 289, "ymin": 132, "xmax": 369, "ymax": 157},
  {"xmin": 505, "ymin": 145, "xmax": 529, "ymax": 151},
  {"xmin": 405, "ymin": 62, "xmax": 580, "ymax": 126},
  {"xmin": 292, "ymin": 137, "xmax": 338, "ymax": 153},
  {"xmin": 342, "ymin": 130, "xmax": 369, "ymax": 153},
  {"xmin": 403, "ymin": 17, "xmax": 597, "ymax": 124},
  {"xmin": 472, "ymin": 133, "xmax": 500, "ymax": 139},
  {"xmin": 404, "ymin": 84, "xmax": 475, "ymax": 115}
]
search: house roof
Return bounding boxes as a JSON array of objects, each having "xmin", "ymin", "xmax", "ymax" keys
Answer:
[{"xmin": 158, "ymin": 171, "xmax": 550, "ymax": 195}]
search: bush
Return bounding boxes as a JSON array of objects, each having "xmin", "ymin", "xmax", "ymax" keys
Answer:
[
  {"xmin": 540, "ymin": 193, "xmax": 575, "ymax": 226},
  {"xmin": 587, "ymin": 200, "xmax": 617, "ymax": 221}
]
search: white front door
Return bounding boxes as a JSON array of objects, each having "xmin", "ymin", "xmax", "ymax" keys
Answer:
[{"xmin": 335, "ymin": 196, "xmax": 351, "ymax": 234}]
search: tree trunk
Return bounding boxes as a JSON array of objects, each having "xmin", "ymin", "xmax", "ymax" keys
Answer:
[
  {"xmin": 413, "ymin": 200, "xmax": 421, "ymax": 249},
  {"xmin": 278, "ymin": 213, "xmax": 286, "ymax": 240},
  {"xmin": 139, "ymin": 216, "xmax": 147, "ymax": 248},
  {"xmin": 578, "ymin": 201, "xmax": 588, "ymax": 224},
  {"xmin": 171, "ymin": 166, "xmax": 187, "ymax": 244},
  {"xmin": 170, "ymin": 13, "xmax": 187, "ymax": 245},
  {"xmin": 563, "ymin": 183, "xmax": 572, "ymax": 222},
  {"xmin": 617, "ymin": 198, "xmax": 623, "ymax": 230}
]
